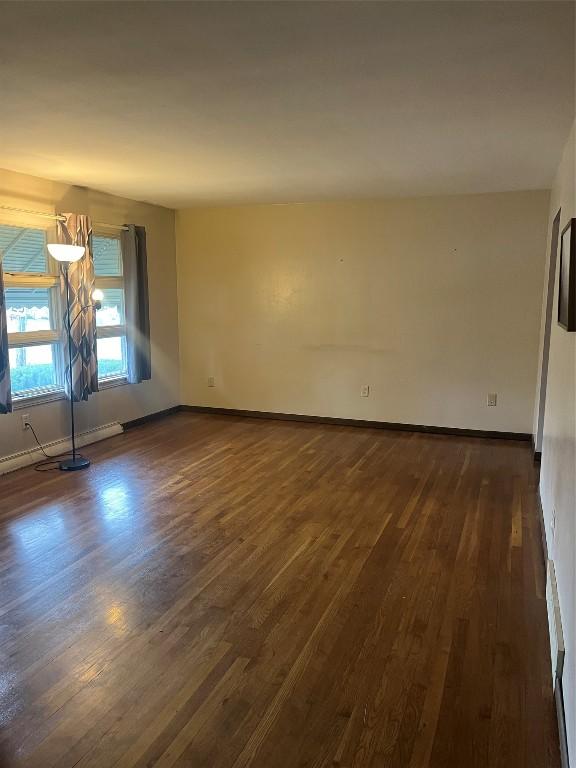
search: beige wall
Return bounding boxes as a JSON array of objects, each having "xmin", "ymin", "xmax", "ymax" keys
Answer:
[
  {"xmin": 176, "ymin": 191, "xmax": 549, "ymax": 433},
  {"xmin": 537, "ymin": 120, "xmax": 575, "ymax": 763},
  {"xmin": 0, "ymin": 167, "xmax": 180, "ymax": 460}
]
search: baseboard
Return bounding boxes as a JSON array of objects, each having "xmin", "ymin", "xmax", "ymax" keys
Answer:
[
  {"xmin": 556, "ymin": 681, "xmax": 570, "ymax": 768},
  {"xmin": 122, "ymin": 405, "xmax": 181, "ymax": 430},
  {"xmin": 0, "ymin": 422, "xmax": 123, "ymax": 476},
  {"xmin": 546, "ymin": 559, "xmax": 565, "ymax": 684},
  {"xmin": 549, "ymin": 593, "xmax": 569, "ymax": 768},
  {"xmin": 536, "ymin": 490, "xmax": 548, "ymax": 568},
  {"xmin": 539, "ymin": 491, "xmax": 570, "ymax": 768},
  {"xmin": 180, "ymin": 405, "xmax": 532, "ymax": 441}
]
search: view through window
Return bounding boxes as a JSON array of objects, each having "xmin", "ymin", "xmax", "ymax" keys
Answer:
[
  {"xmin": 1, "ymin": 223, "xmax": 128, "ymax": 400},
  {"xmin": 1, "ymin": 224, "xmax": 61, "ymax": 397},
  {"xmin": 92, "ymin": 234, "xmax": 127, "ymax": 380}
]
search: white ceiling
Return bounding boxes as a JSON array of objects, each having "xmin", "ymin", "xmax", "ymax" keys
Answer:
[{"xmin": 0, "ymin": 1, "xmax": 574, "ymax": 209}]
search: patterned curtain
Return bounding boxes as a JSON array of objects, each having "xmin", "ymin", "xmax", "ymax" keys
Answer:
[
  {"xmin": 57, "ymin": 214, "xmax": 98, "ymax": 401},
  {"xmin": 0, "ymin": 262, "xmax": 13, "ymax": 414}
]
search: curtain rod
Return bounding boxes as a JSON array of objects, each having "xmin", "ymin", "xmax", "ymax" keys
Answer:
[{"xmin": 0, "ymin": 203, "xmax": 129, "ymax": 231}]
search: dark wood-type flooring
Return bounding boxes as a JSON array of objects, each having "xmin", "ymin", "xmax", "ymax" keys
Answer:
[{"xmin": 0, "ymin": 413, "xmax": 560, "ymax": 767}]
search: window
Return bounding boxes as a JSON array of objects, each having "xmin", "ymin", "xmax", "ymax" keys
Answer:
[
  {"xmin": 1, "ymin": 224, "xmax": 63, "ymax": 399},
  {"xmin": 1, "ymin": 223, "xmax": 128, "ymax": 401},
  {"xmin": 92, "ymin": 234, "xmax": 127, "ymax": 381},
  {"xmin": 2, "ymin": 223, "xmax": 128, "ymax": 401}
]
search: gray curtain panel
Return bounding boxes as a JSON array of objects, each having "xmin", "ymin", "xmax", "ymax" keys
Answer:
[
  {"xmin": 57, "ymin": 214, "xmax": 99, "ymax": 401},
  {"xmin": 0, "ymin": 262, "xmax": 13, "ymax": 414},
  {"xmin": 122, "ymin": 225, "xmax": 151, "ymax": 384}
]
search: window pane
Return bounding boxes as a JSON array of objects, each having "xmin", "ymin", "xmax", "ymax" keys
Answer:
[
  {"xmin": 96, "ymin": 288, "xmax": 125, "ymax": 327},
  {"xmin": 0, "ymin": 224, "xmax": 47, "ymax": 273},
  {"xmin": 9, "ymin": 345, "xmax": 58, "ymax": 395},
  {"xmin": 93, "ymin": 236, "xmax": 122, "ymax": 276},
  {"xmin": 5, "ymin": 288, "xmax": 53, "ymax": 333},
  {"xmin": 98, "ymin": 336, "xmax": 127, "ymax": 379}
]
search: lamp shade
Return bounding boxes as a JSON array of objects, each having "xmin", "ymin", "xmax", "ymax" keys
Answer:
[{"xmin": 47, "ymin": 243, "xmax": 85, "ymax": 263}]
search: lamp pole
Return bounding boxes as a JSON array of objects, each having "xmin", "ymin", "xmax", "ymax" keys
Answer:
[
  {"xmin": 59, "ymin": 263, "xmax": 91, "ymax": 472},
  {"xmin": 47, "ymin": 242, "xmax": 99, "ymax": 471},
  {"xmin": 65, "ymin": 265, "xmax": 78, "ymax": 466}
]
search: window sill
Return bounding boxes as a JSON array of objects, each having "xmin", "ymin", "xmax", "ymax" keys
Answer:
[
  {"xmin": 12, "ymin": 388, "xmax": 65, "ymax": 409},
  {"xmin": 98, "ymin": 376, "xmax": 128, "ymax": 390},
  {"xmin": 11, "ymin": 377, "xmax": 128, "ymax": 409}
]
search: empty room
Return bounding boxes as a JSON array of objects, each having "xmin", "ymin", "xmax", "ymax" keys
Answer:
[{"xmin": 0, "ymin": 1, "xmax": 574, "ymax": 767}]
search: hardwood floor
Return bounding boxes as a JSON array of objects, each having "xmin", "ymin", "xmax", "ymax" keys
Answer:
[{"xmin": 0, "ymin": 413, "xmax": 559, "ymax": 767}]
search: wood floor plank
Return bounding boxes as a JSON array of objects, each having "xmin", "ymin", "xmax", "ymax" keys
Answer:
[{"xmin": 0, "ymin": 413, "xmax": 560, "ymax": 767}]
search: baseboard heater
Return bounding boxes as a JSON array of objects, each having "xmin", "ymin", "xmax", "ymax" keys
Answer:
[
  {"xmin": 546, "ymin": 559, "xmax": 569, "ymax": 768},
  {"xmin": 0, "ymin": 422, "xmax": 123, "ymax": 476}
]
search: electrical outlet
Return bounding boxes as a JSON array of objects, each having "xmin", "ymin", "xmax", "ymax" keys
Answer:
[
  {"xmin": 487, "ymin": 393, "xmax": 497, "ymax": 407},
  {"xmin": 360, "ymin": 384, "xmax": 370, "ymax": 398},
  {"xmin": 21, "ymin": 414, "xmax": 30, "ymax": 431},
  {"xmin": 207, "ymin": 376, "xmax": 215, "ymax": 388}
]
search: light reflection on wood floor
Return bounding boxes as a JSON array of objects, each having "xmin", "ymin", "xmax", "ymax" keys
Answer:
[{"xmin": 0, "ymin": 413, "xmax": 560, "ymax": 767}]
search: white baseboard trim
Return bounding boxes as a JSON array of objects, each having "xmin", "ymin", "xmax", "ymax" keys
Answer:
[
  {"xmin": 546, "ymin": 557, "xmax": 570, "ymax": 768},
  {"xmin": 0, "ymin": 422, "xmax": 124, "ymax": 476},
  {"xmin": 547, "ymin": 559, "xmax": 565, "ymax": 684}
]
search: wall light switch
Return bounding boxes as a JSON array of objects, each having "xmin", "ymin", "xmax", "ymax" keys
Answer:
[
  {"xmin": 360, "ymin": 385, "xmax": 370, "ymax": 398},
  {"xmin": 208, "ymin": 376, "xmax": 215, "ymax": 387},
  {"xmin": 487, "ymin": 393, "xmax": 497, "ymax": 407}
]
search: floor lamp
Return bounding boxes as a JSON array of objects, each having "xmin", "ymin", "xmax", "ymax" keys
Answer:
[{"xmin": 47, "ymin": 243, "xmax": 102, "ymax": 471}]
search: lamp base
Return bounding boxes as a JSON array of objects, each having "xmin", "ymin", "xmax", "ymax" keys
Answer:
[{"xmin": 59, "ymin": 456, "xmax": 91, "ymax": 471}]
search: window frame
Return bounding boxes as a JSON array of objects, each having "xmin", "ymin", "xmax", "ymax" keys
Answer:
[
  {"xmin": 92, "ymin": 230, "xmax": 128, "ymax": 385},
  {"xmin": 0, "ymin": 220, "xmax": 129, "ymax": 405},
  {"xmin": 3, "ymin": 222, "xmax": 65, "ymax": 402}
]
